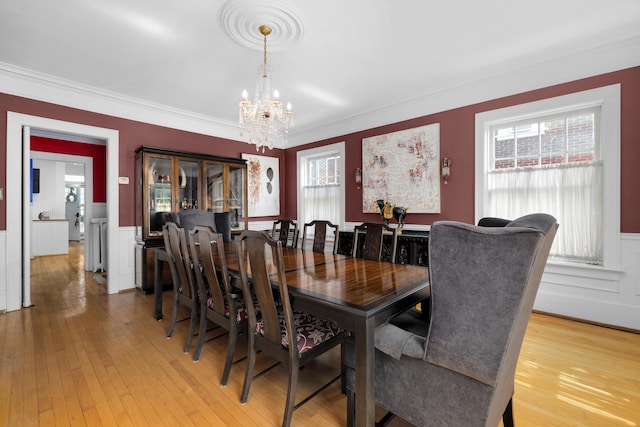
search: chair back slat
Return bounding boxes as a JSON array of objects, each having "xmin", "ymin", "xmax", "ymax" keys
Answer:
[
  {"xmin": 164, "ymin": 222, "xmax": 195, "ymax": 299},
  {"xmin": 312, "ymin": 222, "xmax": 327, "ymax": 252},
  {"xmin": 189, "ymin": 226, "xmax": 226, "ymax": 316}
]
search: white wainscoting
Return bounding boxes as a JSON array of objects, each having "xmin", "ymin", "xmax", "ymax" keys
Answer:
[
  {"xmin": 0, "ymin": 230, "xmax": 6, "ymax": 312},
  {"xmin": 535, "ymin": 233, "xmax": 640, "ymax": 330},
  {"xmin": 118, "ymin": 226, "xmax": 137, "ymax": 292}
]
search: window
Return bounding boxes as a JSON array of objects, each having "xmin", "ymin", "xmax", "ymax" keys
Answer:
[
  {"xmin": 488, "ymin": 108, "xmax": 602, "ymax": 264},
  {"xmin": 492, "ymin": 109, "xmax": 598, "ymax": 169},
  {"xmin": 307, "ymin": 155, "xmax": 340, "ymax": 186},
  {"xmin": 297, "ymin": 142, "xmax": 345, "ymax": 231},
  {"xmin": 475, "ymin": 85, "xmax": 620, "ymax": 270}
]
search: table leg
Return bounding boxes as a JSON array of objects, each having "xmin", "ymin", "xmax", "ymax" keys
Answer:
[
  {"xmin": 154, "ymin": 248, "xmax": 165, "ymax": 320},
  {"xmin": 353, "ymin": 316, "xmax": 375, "ymax": 427}
]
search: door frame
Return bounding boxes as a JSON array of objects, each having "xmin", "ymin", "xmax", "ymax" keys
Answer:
[{"xmin": 6, "ymin": 112, "xmax": 119, "ymax": 310}]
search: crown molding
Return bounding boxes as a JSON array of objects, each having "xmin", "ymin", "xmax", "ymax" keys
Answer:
[{"xmin": 0, "ymin": 62, "xmax": 243, "ymax": 142}]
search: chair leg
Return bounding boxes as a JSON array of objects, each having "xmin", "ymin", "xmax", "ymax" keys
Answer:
[
  {"xmin": 340, "ymin": 343, "xmax": 347, "ymax": 394},
  {"xmin": 282, "ymin": 358, "xmax": 300, "ymax": 427},
  {"xmin": 376, "ymin": 412, "xmax": 395, "ymax": 426},
  {"xmin": 503, "ymin": 397, "xmax": 514, "ymax": 427},
  {"xmin": 166, "ymin": 292, "xmax": 180, "ymax": 338},
  {"xmin": 240, "ymin": 333, "xmax": 256, "ymax": 403},
  {"xmin": 184, "ymin": 303, "xmax": 198, "ymax": 354},
  {"xmin": 346, "ymin": 388, "xmax": 355, "ymax": 427},
  {"xmin": 192, "ymin": 302, "xmax": 208, "ymax": 361},
  {"xmin": 221, "ymin": 322, "xmax": 238, "ymax": 386}
]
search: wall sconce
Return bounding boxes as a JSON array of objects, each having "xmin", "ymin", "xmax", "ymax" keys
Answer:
[
  {"xmin": 355, "ymin": 167, "xmax": 362, "ymax": 189},
  {"xmin": 441, "ymin": 157, "xmax": 451, "ymax": 184}
]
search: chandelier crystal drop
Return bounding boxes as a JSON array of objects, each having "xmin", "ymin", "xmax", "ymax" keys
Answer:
[{"xmin": 238, "ymin": 25, "xmax": 294, "ymax": 152}]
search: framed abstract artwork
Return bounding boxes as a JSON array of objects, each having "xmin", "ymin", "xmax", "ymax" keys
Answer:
[
  {"xmin": 362, "ymin": 123, "xmax": 441, "ymax": 213},
  {"xmin": 242, "ymin": 153, "xmax": 280, "ymax": 217}
]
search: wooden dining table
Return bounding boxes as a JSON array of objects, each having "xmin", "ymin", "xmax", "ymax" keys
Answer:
[{"xmin": 154, "ymin": 244, "xmax": 430, "ymax": 427}]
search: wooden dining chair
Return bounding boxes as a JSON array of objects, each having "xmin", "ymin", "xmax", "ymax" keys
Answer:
[
  {"xmin": 352, "ymin": 222, "xmax": 398, "ymax": 263},
  {"xmin": 271, "ymin": 219, "xmax": 299, "ymax": 248},
  {"xmin": 163, "ymin": 222, "xmax": 199, "ymax": 354},
  {"xmin": 235, "ymin": 230, "xmax": 346, "ymax": 427},
  {"xmin": 188, "ymin": 226, "xmax": 249, "ymax": 385},
  {"xmin": 301, "ymin": 220, "xmax": 339, "ymax": 254}
]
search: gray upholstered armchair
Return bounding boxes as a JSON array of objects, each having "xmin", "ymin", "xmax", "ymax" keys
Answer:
[
  {"xmin": 176, "ymin": 209, "xmax": 216, "ymax": 233},
  {"xmin": 344, "ymin": 213, "xmax": 558, "ymax": 426}
]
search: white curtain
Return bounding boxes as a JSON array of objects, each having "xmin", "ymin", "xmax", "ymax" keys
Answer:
[
  {"xmin": 302, "ymin": 184, "xmax": 341, "ymax": 229},
  {"xmin": 488, "ymin": 161, "xmax": 603, "ymax": 264}
]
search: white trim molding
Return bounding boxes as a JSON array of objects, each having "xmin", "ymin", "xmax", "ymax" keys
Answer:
[
  {"xmin": 296, "ymin": 142, "xmax": 346, "ymax": 230},
  {"xmin": 0, "ymin": 230, "xmax": 6, "ymax": 312},
  {"xmin": 5, "ymin": 112, "xmax": 120, "ymax": 312}
]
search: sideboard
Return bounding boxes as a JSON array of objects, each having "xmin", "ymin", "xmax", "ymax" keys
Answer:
[{"xmin": 336, "ymin": 228, "xmax": 430, "ymax": 266}]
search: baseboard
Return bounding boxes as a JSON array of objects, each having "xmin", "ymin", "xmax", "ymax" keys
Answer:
[{"xmin": 532, "ymin": 310, "xmax": 640, "ymax": 334}]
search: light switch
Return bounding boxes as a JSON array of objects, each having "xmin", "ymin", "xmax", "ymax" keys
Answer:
[{"xmin": 118, "ymin": 177, "xmax": 129, "ymax": 185}]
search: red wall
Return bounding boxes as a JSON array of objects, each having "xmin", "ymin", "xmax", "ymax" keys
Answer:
[
  {"xmin": 285, "ymin": 67, "xmax": 640, "ymax": 233},
  {"xmin": 1, "ymin": 66, "xmax": 639, "ymax": 232},
  {"xmin": 0, "ymin": 97, "xmax": 285, "ymax": 230},
  {"xmin": 30, "ymin": 136, "xmax": 107, "ymax": 202}
]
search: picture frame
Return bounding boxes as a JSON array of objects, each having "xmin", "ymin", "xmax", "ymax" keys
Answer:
[
  {"xmin": 362, "ymin": 123, "xmax": 441, "ymax": 213},
  {"xmin": 242, "ymin": 153, "xmax": 280, "ymax": 217}
]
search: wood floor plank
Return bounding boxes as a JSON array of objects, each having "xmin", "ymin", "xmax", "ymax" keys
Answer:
[{"xmin": 0, "ymin": 241, "xmax": 638, "ymax": 426}]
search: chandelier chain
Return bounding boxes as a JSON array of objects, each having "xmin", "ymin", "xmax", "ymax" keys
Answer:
[{"xmin": 263, "ymin": 32, "xmax": 268, "ymax": 78}]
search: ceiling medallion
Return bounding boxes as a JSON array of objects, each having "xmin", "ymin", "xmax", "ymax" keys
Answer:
[{"xmin": 220, "ymin": 0, "xmax": 304, "ymax": 52}]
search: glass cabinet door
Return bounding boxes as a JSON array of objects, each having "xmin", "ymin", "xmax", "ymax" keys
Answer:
[
  {"xmin": 205, "ymin": 161, "xmax": 247, "ymax": 232},
  {"xmin": 178, "ymin": 159, "xmax": 199, "ymax": 210},
  {"xmin": 229, "ymin": 164, "xmax": 246, "ymax": 231},
  {"xmin": 206, "ymin": 163, "xmax": 225, "ymax": 213},
  {"xmin": 147, "ymin": 155, "xmax": 173, "ymax": 236}
]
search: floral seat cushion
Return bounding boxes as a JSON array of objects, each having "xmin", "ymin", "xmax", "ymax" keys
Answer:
[
  {"xmin": 205, "ymin": 286, "xmax": 253, "ymax": 323},
  {"xmin": 256, "ymin": 311, "xmax": 343, "ymax": 354}
]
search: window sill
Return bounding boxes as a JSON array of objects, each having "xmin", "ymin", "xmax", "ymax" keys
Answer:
[{"xmin": 545, "ymin": 260, "xmax": 624, "ymax": 282}]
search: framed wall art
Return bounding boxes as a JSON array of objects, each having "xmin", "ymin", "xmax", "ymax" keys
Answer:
[
  {"xmin": 362, "ymin": 123, "xmax": 440, "ymax": 213},
  {"xmin": 242, "ymin": 153, "xmax": 280, "ymax": 217}
]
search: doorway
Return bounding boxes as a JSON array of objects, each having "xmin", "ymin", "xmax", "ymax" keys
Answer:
[
  {"xmin": 5, "ymin": 112, "xmax": 119, "ymax": 311},
  {"xmin": 30, "ymin": 151, "xmax": 95, "ymax": 271}
]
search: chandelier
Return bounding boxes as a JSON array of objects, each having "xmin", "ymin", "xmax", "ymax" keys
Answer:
[{"xmin": 239, "ymin": 24, "xmax": 294, "ymax": 152}]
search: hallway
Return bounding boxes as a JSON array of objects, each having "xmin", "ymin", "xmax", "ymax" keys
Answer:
[{"xmin": 29, "ymin": 242, "xmax": 107, "ymax": 309}]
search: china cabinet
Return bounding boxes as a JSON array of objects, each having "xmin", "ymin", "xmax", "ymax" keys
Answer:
[{"xmin": 134, "ymin": 146, "xmax": 247, "ymax": 293}]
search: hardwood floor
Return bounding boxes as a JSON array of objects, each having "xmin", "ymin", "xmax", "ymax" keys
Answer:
[{"xmin": 1, "ymin": 241, "xmax": 638, "ymax": 426}]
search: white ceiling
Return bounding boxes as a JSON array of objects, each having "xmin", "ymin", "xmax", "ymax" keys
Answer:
[{"xmin": 1, "ymin": 0, "xmax": 639, "ymax": 147}]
